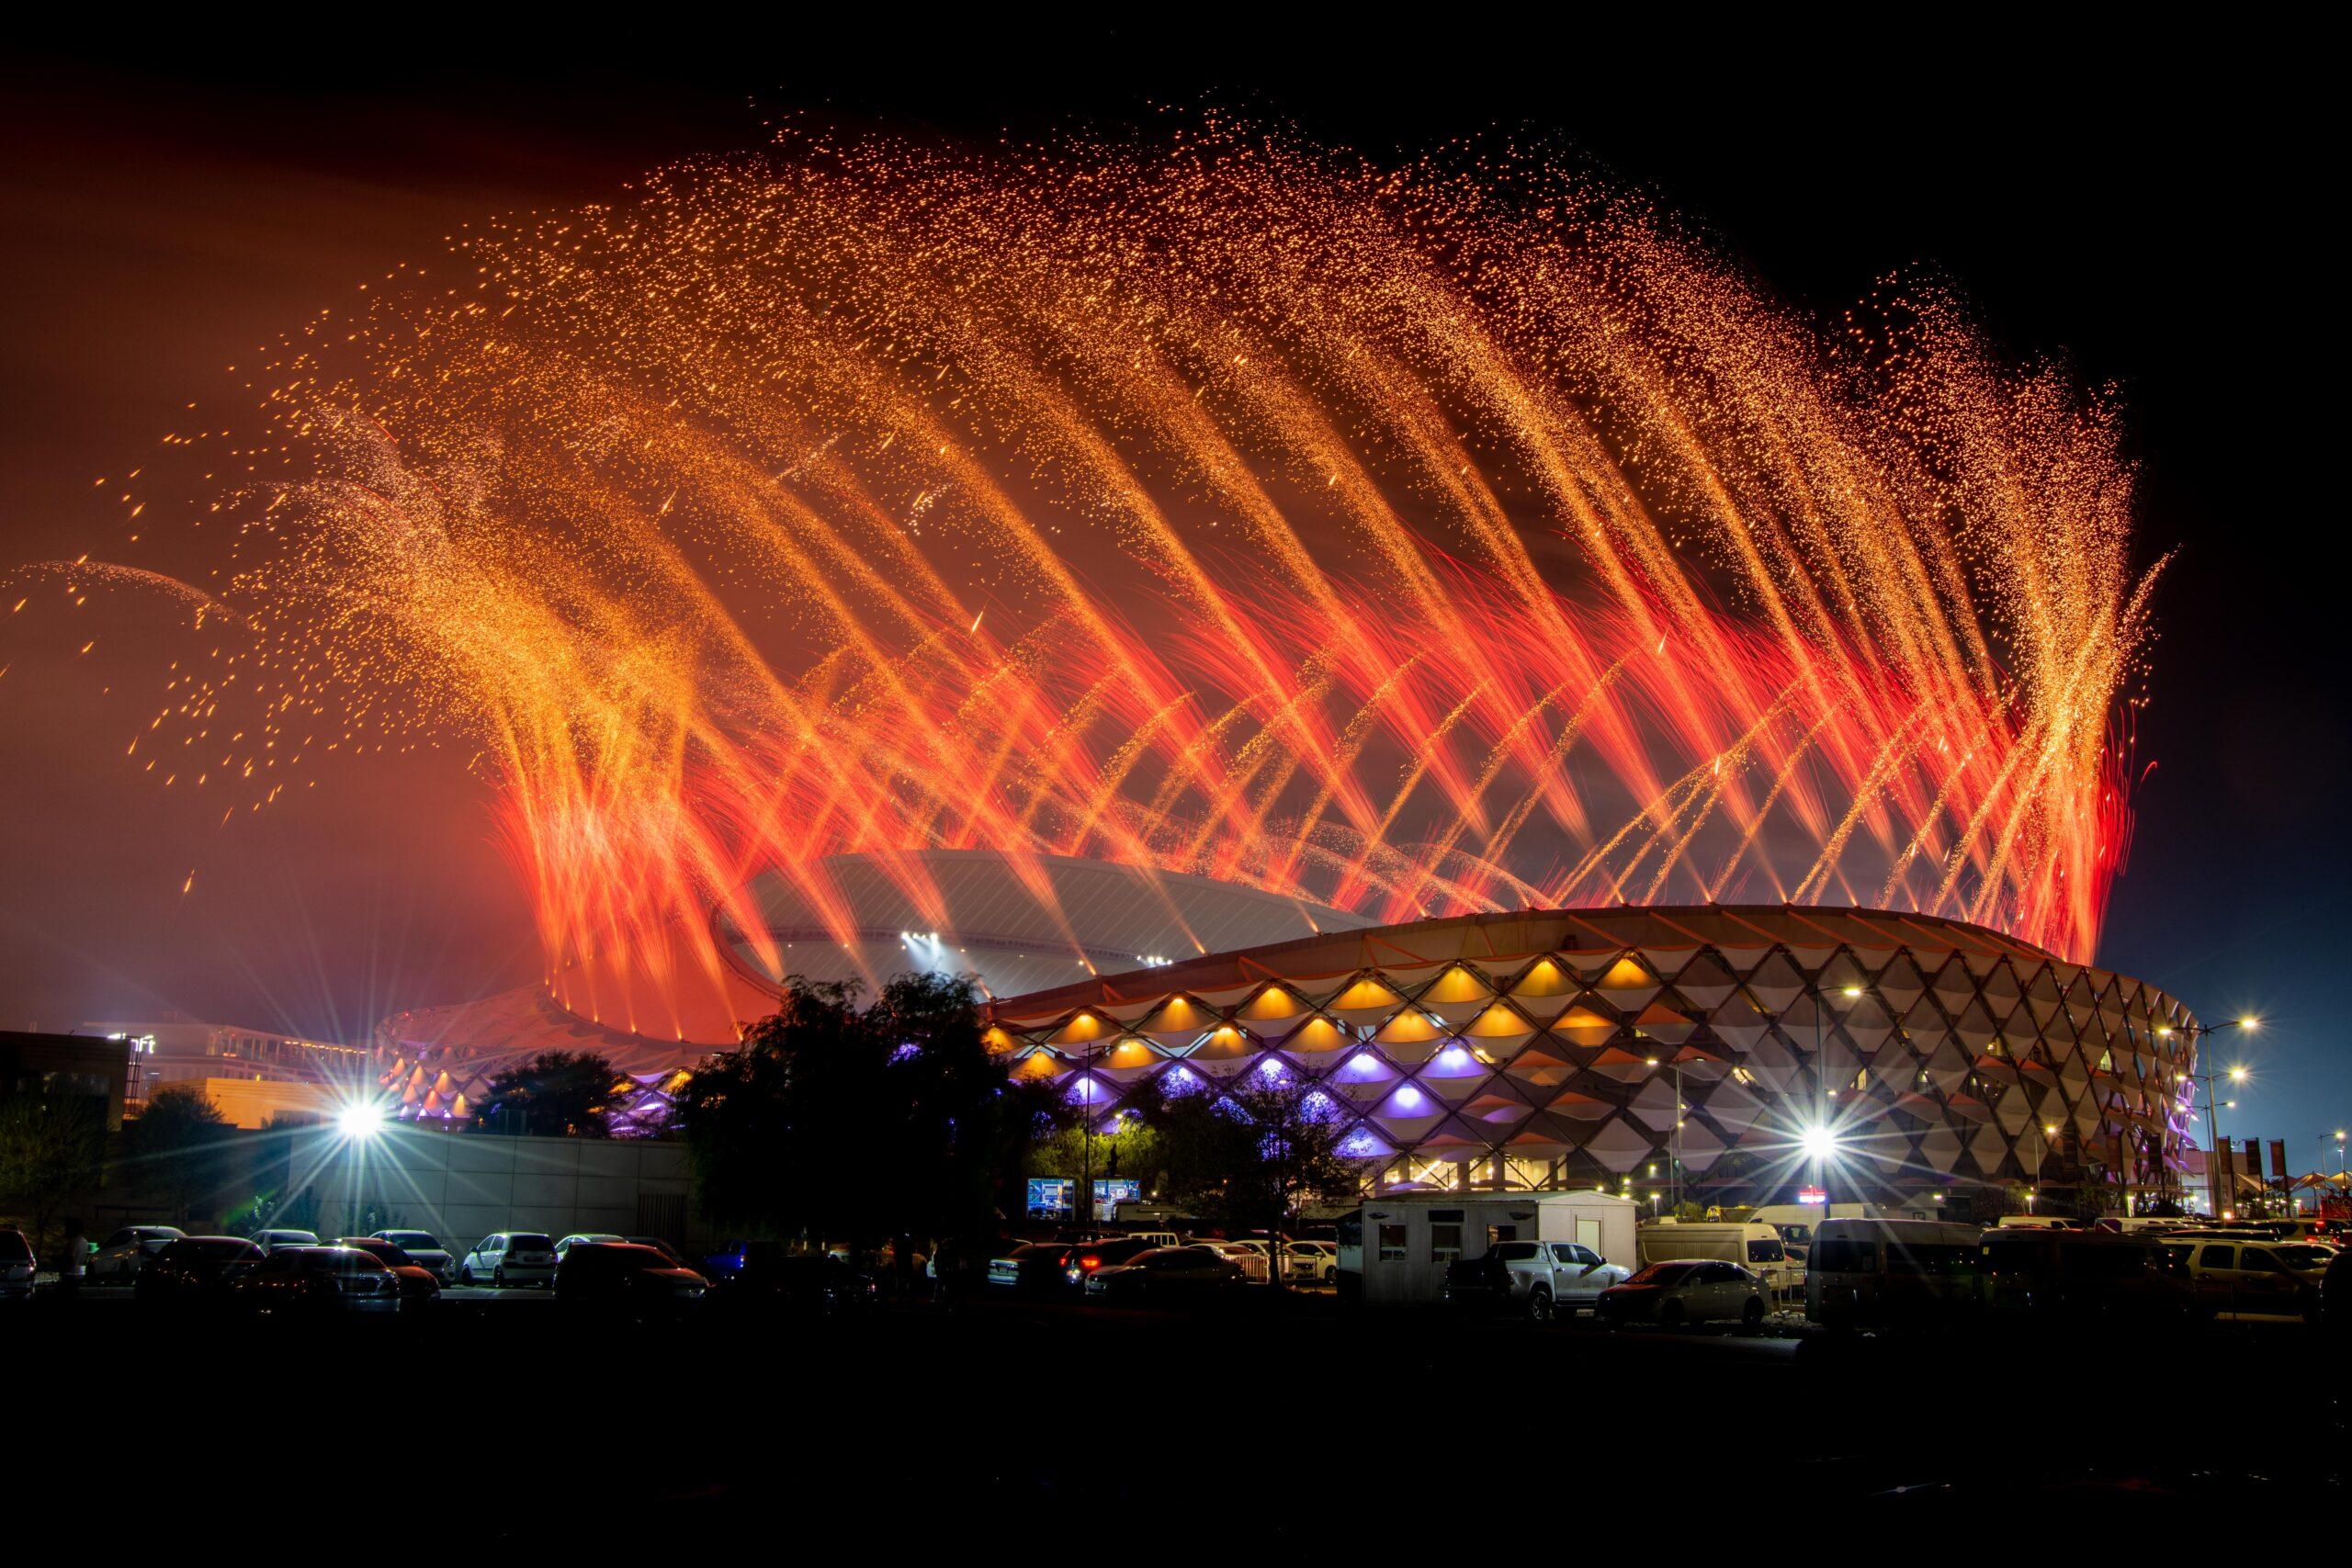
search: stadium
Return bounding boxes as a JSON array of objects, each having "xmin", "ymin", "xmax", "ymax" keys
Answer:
[{"xmin": 374, "ymin": 850, "xmax": 2200, "ymax": 1207}]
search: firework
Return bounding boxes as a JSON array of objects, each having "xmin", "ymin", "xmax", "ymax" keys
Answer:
[{"xmin": 60, "ymin": 121, "xmax": 2161, "ymax": 1022}]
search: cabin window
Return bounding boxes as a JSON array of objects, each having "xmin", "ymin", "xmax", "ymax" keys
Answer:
[{"xmin": 1377, "ymin": 1224, "xmax": 1408, "ymax": 1264}]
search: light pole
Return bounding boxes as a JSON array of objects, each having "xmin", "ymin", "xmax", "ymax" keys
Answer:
[
  {"xmin": 1644, "ymin": 1055, "xmax": 1686, "ymax": 1214},
  {"xmin": 2172, "ymin": 1016, "xmax": 2257, "ymax": 1218},
  {"xmin": 1076, "ymin": 1025, "xmax": 1102, "ymax": 1234},
  {"xmin": 2035, "ymin": 1121, "xmax": 2058, "ymax": 1215}
]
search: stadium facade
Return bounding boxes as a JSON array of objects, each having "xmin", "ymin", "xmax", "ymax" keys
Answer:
[{"xmin": 373, "ymin": 852, "xmax": 2200, "ymax": 1204}]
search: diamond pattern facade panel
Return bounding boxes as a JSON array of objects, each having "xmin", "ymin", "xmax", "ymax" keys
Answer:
[{"xmin": 986, "ymin": 906, "xmax": 2200, "ymax": 1202}]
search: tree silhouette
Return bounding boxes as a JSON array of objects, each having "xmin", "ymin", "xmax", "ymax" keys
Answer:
[
  {"xmin": 124, "ymin": 1086, "xmax": 237, "ymax": 1223},
  {"xmin": 1130, "ymin": 1069, "xmax": 1357, "ymax": 1280},
  {"xmin": 0, "ymin": 1093, "xmax": 106, "ymax": 1258},
  {"xmin": 476, "ymin": 1050, "xmax": 617, "ymax": 1137},
  {"xmin": 676, "ymin": 973, "xmax": 1016, "ymax": 1255}
]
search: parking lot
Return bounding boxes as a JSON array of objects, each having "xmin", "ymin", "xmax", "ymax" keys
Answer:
[{"xmin": 10, "ymin": 1271, "xmax": 2342, "ymax": 1548}]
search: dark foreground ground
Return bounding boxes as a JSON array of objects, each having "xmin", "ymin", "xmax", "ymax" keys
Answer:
[{"xmin": 6, "ymin": 1290, "xmax": 2346, "ymax": 1545}]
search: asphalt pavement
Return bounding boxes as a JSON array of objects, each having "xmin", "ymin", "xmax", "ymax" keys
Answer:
[{"xmin": 5, "ymin": 1285, "xmax": 2344, "ymax": 1544}]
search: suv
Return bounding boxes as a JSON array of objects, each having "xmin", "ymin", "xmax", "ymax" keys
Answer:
[
  {"xmin": 458, "ymin": 1232, "xmax": 557, "ymax": 1288},
  {"xmin": 1282, "ymin": 1239, "xmax": 1341, "ymax": 1283},
  {"xmin": 2165, "ymin": 1237, "xmax": 2325, "ymax": 1321},
  {"xmin": 1444, "ymin": 1239, "xmax": 1633, "ymax": 1320}
]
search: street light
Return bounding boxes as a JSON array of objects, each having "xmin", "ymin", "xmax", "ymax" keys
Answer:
[
  {"xmin": 337, "ymin": 1100, "xmax": 385, "ymax": 1140},
  {"xmin": 2186, "ymin": 1015, "xmax": 2258, "ymax": 1217}
]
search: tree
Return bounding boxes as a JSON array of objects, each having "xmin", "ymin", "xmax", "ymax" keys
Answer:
[
  {"xmin": 1132, "ymin": 1069, "xmax": 1359, "ymax": 1284},
  {"xmin": 124, "ymin": 1085, "xmax": 238, "ymax": 1224},
  {"xmin": 476, "ymin": 1050, "xmax": 617, "ymax": 1137},
  {"xmin": 0, "ymin": 1094, "xmax": 106, "ymax": 1259},
  {"xmin": 675, "ymin": 973, "xmax": 1018, "ymax": 1257}
]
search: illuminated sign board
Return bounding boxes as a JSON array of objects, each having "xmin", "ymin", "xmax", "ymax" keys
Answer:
[
  {"xmin": 1092, "ymin": 1178, "xmax": 1143, "ymax": 1209},
  {"xmin": 1026, "ymin": 1178, "xmax": 1074, "ymax": 1219},
  {"xmin": 1797, "ymin": 1186, "xmax": 1827, "ymax": 1206}
]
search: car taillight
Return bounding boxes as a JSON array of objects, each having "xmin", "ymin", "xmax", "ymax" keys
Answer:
[{"xmin": 1078, "ymin": 1254, "xmax": 1102, "ymax": 1271}]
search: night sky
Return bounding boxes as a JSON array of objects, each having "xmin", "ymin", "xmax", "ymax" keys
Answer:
[{"xmin": 1, "ymin": 34, "xmax": 2338, "ymax": 1160}]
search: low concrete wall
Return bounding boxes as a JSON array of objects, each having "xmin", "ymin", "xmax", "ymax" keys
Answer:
[{"xmin": 301, "ymin": 1127, "xmax": 701, "ymax": 1254}]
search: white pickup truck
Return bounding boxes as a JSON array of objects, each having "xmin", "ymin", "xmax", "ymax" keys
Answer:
[{"xmin": 1441, "ymin": 1238, "xmax": 1634, "ymax": 1321}]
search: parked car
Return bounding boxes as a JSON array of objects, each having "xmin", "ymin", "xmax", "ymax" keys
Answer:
[
  {"xmin": 703, "ymin": 1238, "xmax": 786, "ymax": 1282},
  {"xmin": 1444, "ymin": 1238, "xmax": 1633, "ymax": 1320},
  {"xmin": 1196, "ymin": 1239, "xmax": 1269, "ymax": 1281},
  {"xmin": 91, "ymin": 1225, "xmax": 187, "ymax": 1279},
  {"xmin": 554, "ymin": 1232, "xmax": 627, "ymax": 1261},
  {"xmin": 626, "ymin": 1236, "xmax": 688, "ymax": 1268},
  {"xmin": 1083, "ymin": 1245, "xmax": 1246, "ymax": 1302},
  {"xmin": 368, "ymin": 1229, "xmax": 455, "ymax": 1282},
  {"xmin": 988, "ymin": 1241, "xmax": 1077, "ymax": 1292},
  {"xmin": 1980, "ymin": 1229, "xmax": 2198, "ymax": 1324},
  {"xmin": 335, "ymin": 1237, "xmax": 442, "ymax": 1313},
  {"xmin": 457, "ymin": 1232, "xmax": 557, "ymax": 1289},
  {"xmin": 1637, "ymin": 1222, "xmax": 1797, "ymax": 1298},
  {"xmin": 1597, "ymin": 1260, "xmax": 1770, "ymax": 1331},
  {"xmin": 713, "ymin": 1251, "xmax": 875, "ymax": 1317},
  {"xmin": 1060, "ymin": 1236, "xmax": 1160, "ymax": 1286},
  {"xmin": 2326, "ymin": 1248, "xmax": 2352, "ymax": 1337},
  {"xmin": 555, "ymin": 1241, "xmax": 708, "ymax": 1319},
  {"xmin": 1113, "ymin": 1230, "xmax": 1183, "ymax": 1250},
  {"xmin": 135, "ymin": 1236, "xmax": 263, "ymax": 1307},
  {"xmin": 251, "ymin": 1228, "xmax": 322, "ymax": 1256},
  {"xmin": 2162, "ymin": 1237, "xmax": 2324, "ymax": 1321},
  {"xmin": 227, "ymin": 1245, "xmax": 402, "ymax": 1317},
  {"xmin": 1282, "ymin": 1240, "xmax": 1341, "ymax": 1284},
  {"xmin": 2, "ymin": 1228, "xmax": 36, "ymax": 1303}
]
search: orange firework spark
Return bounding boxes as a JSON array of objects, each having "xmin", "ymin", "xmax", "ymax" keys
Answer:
[{"xmin": 77, "ymin": 122, "xmax": 2159, "ymax": 1022}]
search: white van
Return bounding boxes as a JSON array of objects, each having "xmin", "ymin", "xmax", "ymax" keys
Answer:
[
  {"xmin": 1805, "ymin": 1218, "xmax": 1984, "ymax": 1332},
  {"xmin": 1638, "ymin": 1220, "xmax": 1797, "ymax": 1298}
]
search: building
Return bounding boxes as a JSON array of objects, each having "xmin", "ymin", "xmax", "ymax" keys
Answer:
[
  {"xmin": 368, "ymin": 854, "xmax": 2203, "ymax": 1212},
  {"xmin": 85, "ymin": 1013, "xmax": 369, "ymax": 1122},
  {"xmin": 984, "ymin": 903, "xmax": 2202, "ymax": 1210},
  {"xmin": 0, "ymin": 1029, "xmax": 130, "ymax": 1129}
]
